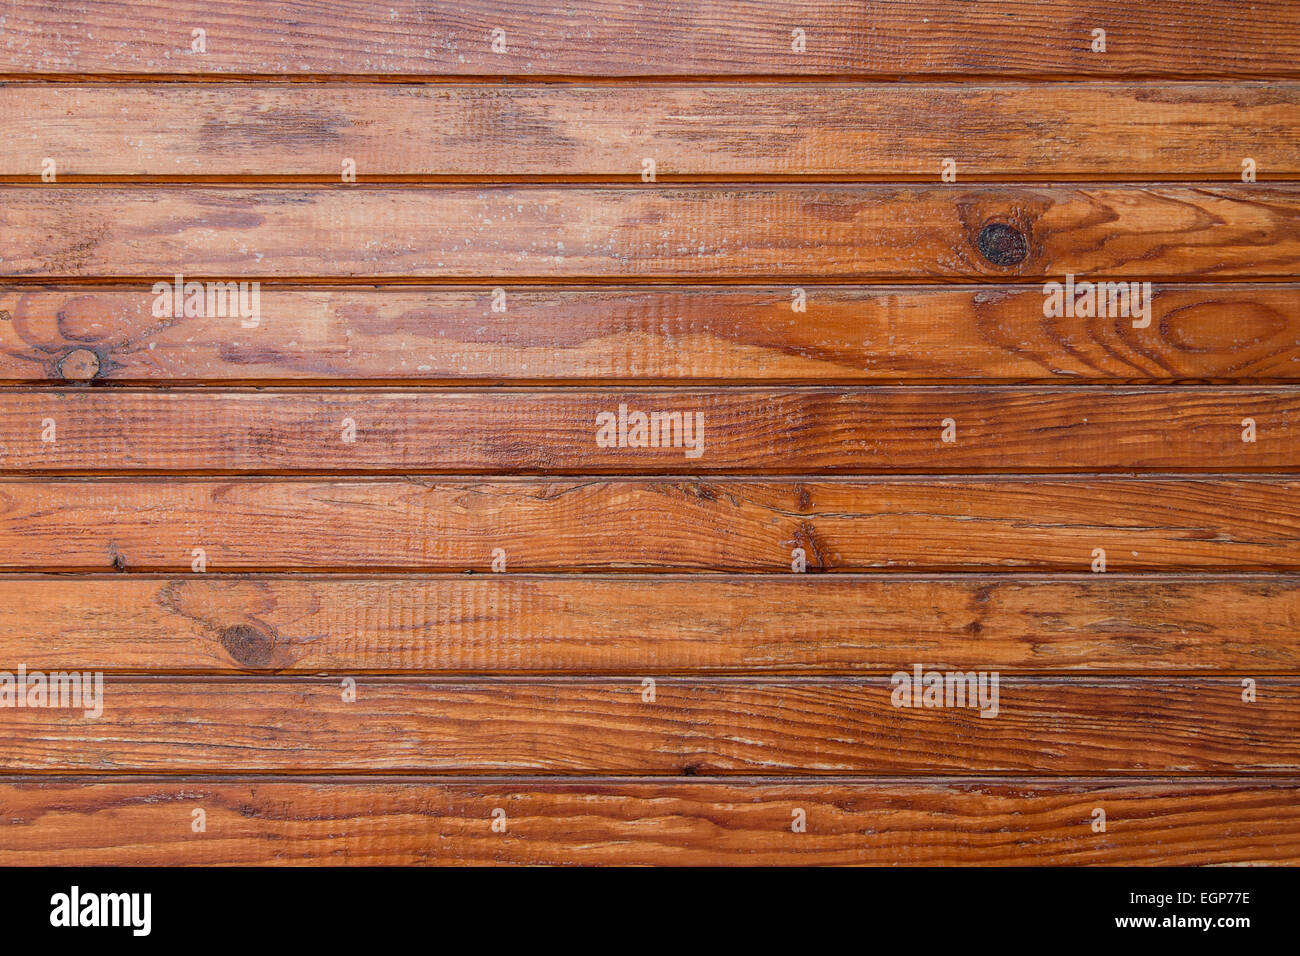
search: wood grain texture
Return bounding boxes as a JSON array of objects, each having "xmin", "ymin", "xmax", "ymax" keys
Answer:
[
  {"xmin": 0, "ymin": 574, "xmax": 1294, "ymax": 674},
  {"xmin": 1, "ymin": 1, "xmax": 1296, "ymax": 77},
  {"xmin": 3, "ymin": 478, "xmax": 1296, "ymax": 572},
  {"xmin": 0, "ymin": 678, "xmax": 1293, "ymax": 774},
  {"xmin": 4, "ymin": 82, "xmax": 1297, "ymax": 179},
  {"xmin": 0, "ymin": 388, "xmax": 1294, "ymax": 474},
  {"xmin": 3, "ymin": 185, "xmax": 1298, "ymax": 279},
  {"xmin": 1, "ymin": 778, "xmax": 1296, "ymax": 865},
  {"xmin": 6, "ymin": 284, "xmax": 1300, "ymax": 384},
  {"xmin": 5, "ymin": 0, "xmax": 1297, "ymax": 869}
]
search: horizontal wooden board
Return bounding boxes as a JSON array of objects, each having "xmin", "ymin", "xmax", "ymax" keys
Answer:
[
  {"xmin": 4, "ymin": 83, "xmax": 1298, "ymax": 179},
  {"xmin": 10, "ymin": 0, "xmax": 1298, "ymax": 873},
  {"xmin": 0, "ymin": 574, "xmax": 1295, "ymax": 674},
  {"xmin": 1, "ymin": 778, "xmax": 1296, "ymax": 865},
  {"xmin": 5, "ymin": 283, "xmax": 1300, "ymax": 384},
  {"xmin": 3, "ymin": 478, "xmax": 1296, "ymax": 572},
  {"xmin": 1, "ymin": 2, "xmax": 1297, "ymax": 77},
  {"xmin": 0, "ymin": 388, "xmax": 1294, "ymax": 474},
  {"xmin": 0, "ymin": 678, "xmax": 1293, "ymax": 773},
  {"xmin": 3, "ymin": 185, "xmax": 1298, "ymax": 279}
]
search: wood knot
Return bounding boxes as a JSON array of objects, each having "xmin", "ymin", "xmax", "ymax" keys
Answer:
[
  {"xmin": 220, "ymin": 623, "xmax": 277, "ymax": 669},
  {"xmin": 976, "ymin": 222, "xmax": 1029, "ymax": 267},
  {"xmin": 57, "ymin": 348, "xmax": 101, "ymax": 381}
]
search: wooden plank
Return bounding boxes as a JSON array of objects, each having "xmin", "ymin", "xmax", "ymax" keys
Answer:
[
  {"xmin": 8, "ymin": 0, "xmax": 1297, "ymax": 874},
  {"xmin": 0, "ymin": 678, "xmax": 1293, "ymax": 773},
  {"xmin": 0, "ymin": 574, "xmax": 1295, "ymax": 674},
  {"xmin": 6, "ymin": 283, "xmax": 1300, "ymax": 385},
  {"xmin": 0, "ymin": 388, "xmax": 1295, "ymax": 474},
  {"xmin": 3, "ymin": 185, "xmax": 1298, "ymax": 279},
  {"xmin": 4, "ymin": 82, "xmax": 1298, "ymax": 179},
  {"xmin": 1, "ymin": 778, "xmax": 1296, "ymax": 865},
  {"xmin": 1, "ymin": 2, "xmax": 1296, "ymax": 78},
  {"xmin": 2, "ymin": 478, "xmax": 1296, "ymax": 573}
]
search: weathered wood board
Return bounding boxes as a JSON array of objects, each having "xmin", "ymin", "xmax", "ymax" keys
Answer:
[{"xmin": 1, "ymin": 0, "xmax": 1297, "ymax": 867}]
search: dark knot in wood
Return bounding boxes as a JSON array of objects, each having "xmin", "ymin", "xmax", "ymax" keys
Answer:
[
  {"xmin": 976, "ymin": 223, "xmax": 1028, "ymax": 267},
  {"xmin": 220, "ymin": 623, "xmax": 277, "ymax": 668}
]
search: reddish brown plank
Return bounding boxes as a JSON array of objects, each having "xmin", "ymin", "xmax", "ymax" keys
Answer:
[
  {"xmin": 1, "ymin": 478, "xmax": 1296, "ymax": 572},
  {"xmin": 0, "ymin": 574, "xmax": 1294, "ymax": 674},
  {"xmin": 3, "ymin": 185, "xmax": 1298, "ymax": 279},
  {"xmin": 0, "ymin": 388, "xmax": 1294, "ymax": 474},
  {"xmin": 1, "ymin": 778, "xmax": 1296, "ymax": 865},
  {"xmin": 1, "ymin": 2, "xmax": 1296, "ymax": 77},
  {"xmin": 3, "ymin": 82, "xmax": 1297, "ymax": 179},
  {"xmin": 5, "ymin": 284, "xmax": 1300, "ymax": 384},
  {"xmin": 0, "ymin": 678, "xmax": 1292, "ymax": 773}
]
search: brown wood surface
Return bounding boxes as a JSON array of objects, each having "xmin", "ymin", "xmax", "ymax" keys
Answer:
[
  {"xmin": 4, "ymin": 82, "xmax": 1297, "ymax": 180},
  {"xmin": 5, "ymin": 0, "xmax": 1298, "ymax": 869},
  {"xmin": 6, "ymin": 284, "xmax": 1300, "ymax": 385},
  {"xmin": 0, "ymin": 388, "xmax": 1294, "ymax": 474},
  {"xmin": 2, "ymin": 478, "xmax": 1296, "ymax": 572},
  {"xmin": 0, "ymin": 574, "xmax": 1294, "ymax": 674},
  {"xmin": 1, "ymin": 2, "xmax": 1296, "ymax": 78},
  {"xmin": 1, "ymin": 778, "xmax": 1296, "ymax": 865},
  {"xmin": 4, "ymin": 185, "xmax": 1298, "ymax": 280},
  {"xmin": 0, "ymin": 678, "xmax": 1292, "ymax": 774}
]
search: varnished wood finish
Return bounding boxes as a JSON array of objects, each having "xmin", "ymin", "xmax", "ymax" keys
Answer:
[
  {"xmin": 4, "ymin": 83, "xmax": 1297, "ymax": 180},
  {"xmin": 5, "ymin": 0, "xmax": 1299, "ymax": 867},
  {"xmin": 2, "ymin": 478, "xmax": 1296, "ymax": 572},
  {"xmin": 0, "ymin": 575, "xmax": 1293, "ymax": 673},
  {"xmin": 3, "ymin": 185, "xmax": 1298, "ymax": 279},
  {"xmin": 0, "ymin": 388, "xmax": 1294, "ymax": 474},
  {"xmin": 0, "ymin": 677, "xmax": 1294, "ymax": 774},
  {"xmin": 2, "ymin": 2, "xmax": 1296, "ymax": 78},
  {"xmin": 5, "ymin": 284, "xmax": 1299, "ymax": 384},
  {"xmin": 2, "ymin": 778, "xmax": 1296, "ymax": 865}
]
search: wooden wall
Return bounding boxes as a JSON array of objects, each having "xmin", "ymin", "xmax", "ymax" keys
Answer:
[{"xmin": 0, "ymin": 0, "xmax": 1297, "ymax": 864}]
